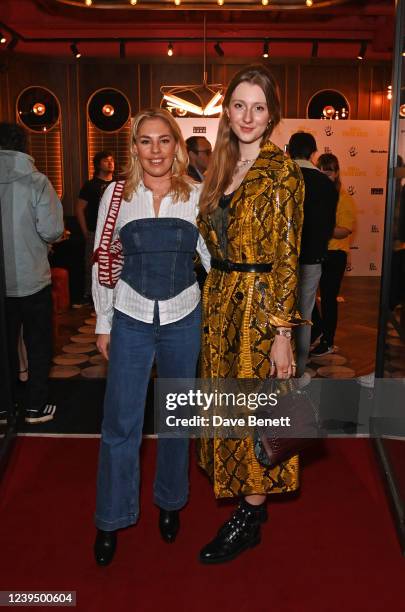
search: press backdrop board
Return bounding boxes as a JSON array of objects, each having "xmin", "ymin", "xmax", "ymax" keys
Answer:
[{"xmin": 177, "ymin": 118, "xmax": 389, "ymax": 277}]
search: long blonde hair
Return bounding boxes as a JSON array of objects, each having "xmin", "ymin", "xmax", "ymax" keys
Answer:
[
  {"xmin": 122, "ymin": 108, "xmax": 192, "ymax": 203},
  {"xmin": 199, "ymin": 65, "xmax": 281, "ymax": 215}
]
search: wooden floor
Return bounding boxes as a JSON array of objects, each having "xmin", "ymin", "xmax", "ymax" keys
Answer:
[{"xmin": 331, "ymin": 275, "xmax": 380, "ymax": 377}]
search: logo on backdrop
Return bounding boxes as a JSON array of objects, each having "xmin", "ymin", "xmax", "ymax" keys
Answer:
[
  {"xmin": 343, "ymin": 127, "xmax": 368, "ymax": 138},
  {"xmin": 193, "ymin": 127, "xmax": 207, "ymax": 134},
  {"xmin": 324, "ymin": 146, "xmax": 332, "ymax": 153},
  {"xmin": 324, "ymin": 125, "xmax": 333, "ymax": 136},
  {"xmin": 349, "ymin": 146, "xmax": 358, "ymax": 157},
  {"xmin": 346, "ymin": 263, "xmax": 353, "ymax": 272},
  {"xmin": 343, "ymin": 167, "xmax": 366, "ymax": 177},
  {"xmin": 371, "ymin": 225, "xmax": 379, "ymax": 233},
  {"xmin": 370, "ymin": 149, "xmax": 388, "ymax": 154},
  {"xmin": 371, "ymin": 188, "xmax": 384, "ymax": 195},
  {"xmin": 369, "ymin": 263, "xmax": 377, "ymax": 271},
  {"xmin": 347, "ymin": 185, "xmax": 356, "ymax": 195}
]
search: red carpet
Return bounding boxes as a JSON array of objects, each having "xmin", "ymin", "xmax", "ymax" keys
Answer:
[{"xmin": 0, "ymin": 437, "xmax": 403, "ymax": 612}]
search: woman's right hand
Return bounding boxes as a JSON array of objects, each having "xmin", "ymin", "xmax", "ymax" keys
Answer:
[{"xmin": 97, "ymin": 334, "xmax": 110, "ymax": 361}]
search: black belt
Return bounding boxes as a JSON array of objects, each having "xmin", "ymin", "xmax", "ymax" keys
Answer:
[{"xmin": 211, "ymin": 258, "xmax": 273, "ymax": 273}]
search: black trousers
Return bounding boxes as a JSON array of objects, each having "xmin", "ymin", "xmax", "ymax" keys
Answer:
[
  {"xmin": 312, "ymin": 250, "xmax": 347, "ymax": 346},
  {"xmin": 5, "ymin": 285, "xmax": 53, "ymax": 411}
]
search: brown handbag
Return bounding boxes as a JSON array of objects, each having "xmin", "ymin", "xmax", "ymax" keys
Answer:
[{"xmin": 253, "ymin": 377, "xmax": 320, "ymax": 468}]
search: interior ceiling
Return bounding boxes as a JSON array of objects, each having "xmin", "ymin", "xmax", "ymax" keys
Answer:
[{"xmin": 0, "ymin": 0, "xmax": 394, "ymax": 60}]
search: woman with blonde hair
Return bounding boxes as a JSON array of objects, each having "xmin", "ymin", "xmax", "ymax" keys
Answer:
[
  {"xmin": 92, "ymin": 108, "xmax": 210, "ymax": 565},
  {"xmin": 197, "ymin": 65, "xmax": 305, "ymax": 563}
]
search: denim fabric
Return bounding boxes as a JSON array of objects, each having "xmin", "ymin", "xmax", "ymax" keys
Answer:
[
  {"xmin": 95, "ymin": 302, "xmax": 201, "ymax": 531},
  {"xmin": 120, "ymin": 218, "xmax": 199, "ymax": 300},
  {"xmin": 296, "ymin": 263, "xmax": 322, "ymax": 376}
]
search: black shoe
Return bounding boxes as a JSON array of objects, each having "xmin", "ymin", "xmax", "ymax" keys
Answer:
[
  {"xmin": 25, "ymin": 404, "xmax": 56, "ymax": 424},
  {"xmin": 199, "ymin": 500, "xmax": 265, "ymax": 564},
  {"xmin": 159, "ymin": 509, "xmax": 180, "ymax": 543},
  {"xmin": 310, "ymin": 340, "xmax": 335, "ymax": 357},
  {"xmin": 94, "ymin": 529, "xmax": 117, "ymax": 566}
]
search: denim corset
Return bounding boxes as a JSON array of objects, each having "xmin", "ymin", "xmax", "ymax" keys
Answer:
[{"xmin": 119, "ymin": 218, "xmax": 199, "ymax": 300}]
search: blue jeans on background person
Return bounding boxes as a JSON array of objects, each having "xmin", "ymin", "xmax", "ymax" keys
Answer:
[
  {"xmin": 295, "ymin": 263, "xmax": 322, "ymax": 376},
  {"xmin": 95, "ymin": 302, "xmax": 201, "ymax": 531}
]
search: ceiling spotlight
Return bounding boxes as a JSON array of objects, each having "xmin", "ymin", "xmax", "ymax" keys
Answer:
[
  {"xmin": 70, "ymin": 43, "xmax": 81, "ymax": 59},
  {"xmin": 311, "ymin": 40, "xmax": 318, "ymax": 58},
  {"xmin": 33, "ymin": 102, "xmax": 46, "ymax": 116},
  {"xmin": 85, "ymin": 0, "xmax": 92, "ymax": 6},
  {"xmin": 217, "ymin": 0, "xmax": 224, "ymax": 5},
  {"xmin": 0, "ymin": 32, "xmax": 6, "ymax": 44},
  {"xmin": 262, "ymin": 40, "xmax": 269, "ymax": 59},
  {"xmin": 306, "ymin": 0, "xmax": 313, "ymax": 6},
  {"xmin": 387, "ymin": 85, "xmax": 392, "ymax": 101},
  {"xmin": 174, "ymin": 0, "xmax": 181, "ymax": 4},
  {"xmin": 167, "ymin": 42, "xmax": 174, "ymax": 57},
  {"xmin": 120, "ymin": 40, "xmax": 126, "ymax": 59},
  {"xmin": 214, "ymin": 41, "xmax": 224, "ymax": 57},
  {"xmin": 130, "ymin": 0, "xmax": 137, "ymax": 3},
  {"xmin": 102, "ymin": 104, "xmax": 115, "ymax": 117},
  {"xmin": 357, "ymin": 41, "xmax": 367, "ymax": 60},
  {"xmin": 262, "ymin": 0, "xmax": 269, "ymax": 5}
]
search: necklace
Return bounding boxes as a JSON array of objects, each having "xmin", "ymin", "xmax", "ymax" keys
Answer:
[{"xmin": 236, "ymin": 158, "xmax": 256, "ymax": 166}]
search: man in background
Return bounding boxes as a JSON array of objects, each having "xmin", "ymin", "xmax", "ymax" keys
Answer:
[
  {"xmin": 185, "ymin": 136, "xmax": 212, "ymax": 182},
  {"xmin": 288, "ymin": 131, "xmax": 338, "ymax": 376},
  {"xmin": 75, "ymin": 150, "xmax": 114, "ymax": 305},
  {"xmin": 0, "ymin": 122, "xmax": 64, "ymax": 424}
]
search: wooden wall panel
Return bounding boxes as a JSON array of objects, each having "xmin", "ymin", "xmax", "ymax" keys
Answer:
[
  {"xmin": 299, "ymin": 64, "xmax": 359, "ymax": 119},
  {"xmin": 0, "ymin": 55, "xmax": 392, "ymax": 218}
]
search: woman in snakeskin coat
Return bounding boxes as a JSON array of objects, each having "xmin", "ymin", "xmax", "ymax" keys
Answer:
[{"xmin": 197, "ymin": 65, "xmax": 305, "ymax": 564}]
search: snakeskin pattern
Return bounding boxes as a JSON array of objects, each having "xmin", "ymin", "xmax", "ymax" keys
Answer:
[{"xmin": 197, "ymin": 142, "xmax": 305, "ymax": 498}]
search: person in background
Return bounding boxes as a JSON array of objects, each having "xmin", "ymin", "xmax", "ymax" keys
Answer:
[
  {"xmin": 75, "ymin": 150, "xmax": 115, "ymax": 306},
  {"xmin": 288, "ymin": 132, "xmax": 338, "ymax": 376},
  {"xmin": 311, "ymin": 153, "xmax": 356, "ymax": 356},
  {"xmin": 185, "ymin": 136, "xmax": 212, "ymax": 182},
  {"xmin": 0, "ymin": 122, "xmax": 64, "ymax": 425},
  {"xmin": 197, "ymin": 65, "xmax": 305, "ymax": 564},
  {"xmin": 92, "ymin": 108, "xmax": 210, "ymax": 566}
]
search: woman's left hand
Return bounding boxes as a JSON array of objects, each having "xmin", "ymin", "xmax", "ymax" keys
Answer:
[{"xmin": 269, "ymin": 336, "xmax": 296, "ymax": 379}]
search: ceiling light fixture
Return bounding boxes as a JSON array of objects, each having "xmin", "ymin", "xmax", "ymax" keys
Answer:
[
  {"xmin": 387, "ymin": 85, "xmax": 392, "ymax": 101},
  {"xmin": 217, "ymin": 0, "xmax": 224, "ymax": 5},
  {"xmin": 262, "ymin": 0, "xmax": 269, "ymax": 5},
  {"xmin": 174, "ymin": 0, "xmax": 181, "ymax": 5},
  {"xmin": 130, "ymin": 0, "xmax": 137, "ymax": 4},
  {"xmin": 214, "ymin": 41, "xmax": 224, "ymax": 57},
  {"xmin": 357, "ymin": 41, "xmax": 367, "ymax": 60},
  {"xmin": 262, "ymin": 40, "xmax": 269, "ymax": 58},
  {"xmin": 70, "ymin": 43, "xmax": 81, "ymax": 59},
  {"xmin": 0, "ymin": 32, "xmax": 6, "ymax": 44},
  {"xmin": 306, "ymin": 0, "xmax": 313, "ymax": 6},
  {"xmin": 167, "ymin": 42, "xmax": 174, "ymax": 56},
  {"xmin": 85, "ymin": 0, "xmax": 92, "ymax": 6},
  {"xmin": 161, "ymin": 16, "xmax": 223, "ymax": 117}
]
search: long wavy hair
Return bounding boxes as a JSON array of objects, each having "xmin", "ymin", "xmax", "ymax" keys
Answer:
[
  {"xmin": 316, "ymin": 153, "xmax": 342, "ymax": 193},
  {"xmin": 199, "ymin": 65, "xmax": 281, "ymax": 214},
  {"xmin": 122, "ymin": 108, "xmax": 192, "ymax": 203}
]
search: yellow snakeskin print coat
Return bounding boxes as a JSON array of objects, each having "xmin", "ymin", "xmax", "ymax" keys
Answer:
[{"xmin": 197, "ymin": 141, "xmax": 305, "ymax": 498}]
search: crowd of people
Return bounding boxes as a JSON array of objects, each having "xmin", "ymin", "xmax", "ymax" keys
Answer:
[{"xmin": 0, "ymin": 63, "xmax": 358, "ymax": 565}]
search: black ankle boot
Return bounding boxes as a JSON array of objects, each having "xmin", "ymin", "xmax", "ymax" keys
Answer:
[
  {"xmin": 159, "ymin": 509, "xmax": 180, "ymax": 543},
  {"xmin": 94, "ymin": 529, "xmax": 117, "ymax": 566},
  {"xmin": 199, "ymin": 500, "xmax": 266, "ymax": 564}
]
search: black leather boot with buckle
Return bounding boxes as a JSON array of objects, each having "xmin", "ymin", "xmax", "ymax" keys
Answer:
[{"xmin": 199, "ymin": 499, "xmax": 267, "ymax": 564}]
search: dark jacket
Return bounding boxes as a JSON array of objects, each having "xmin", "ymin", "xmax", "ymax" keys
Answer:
[
  {"xmin": 187, "ymin": 165, "xmax": 203, "ymax": 183},
  {"xmin": 297, "ymin": 165, "xmax": 338, "ymax": 264}
]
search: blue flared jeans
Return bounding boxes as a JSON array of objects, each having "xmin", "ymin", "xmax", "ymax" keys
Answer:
[{"xmin": 95, "ymin": 302, "xmax": 201, "ymax": 531}]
